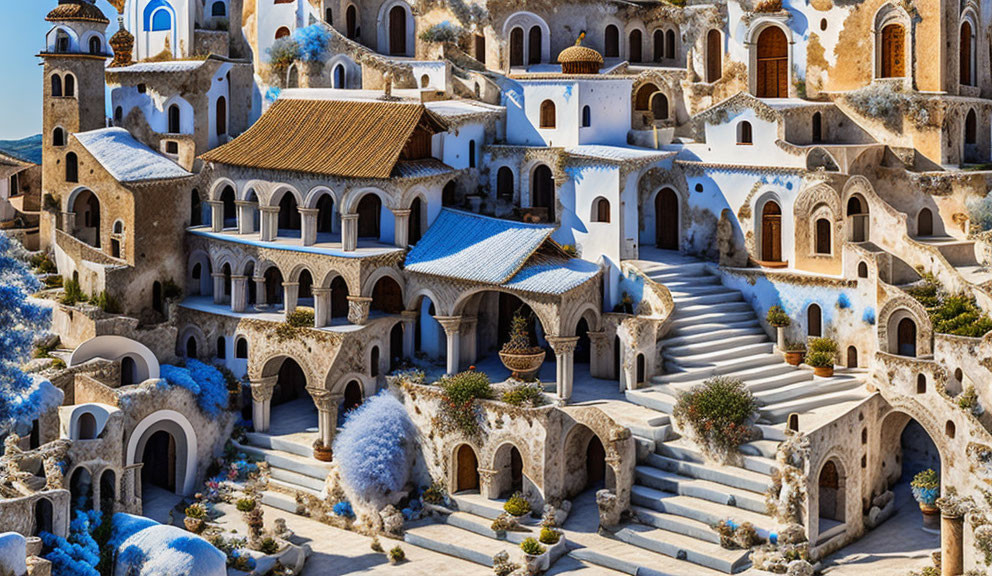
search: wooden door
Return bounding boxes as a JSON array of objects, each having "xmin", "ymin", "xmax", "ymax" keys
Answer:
[
  {"xmin": 655, "ymin": 188, "xmax": 679, "ymax": 249},
  {"xmin": 706, "ymin": 29, "xmax": 721, "ymax": 82},
  {"xmin": 456, "ymin": 445, "xmax": 479, "ymax": 492},
  {"xmin": 510, "ymin": 28, "xmax": 524, "ymax": 66},
  {"xmin": 756, "ymin": 27, "xmax": 788, "ymax": 98},
  {"xmin": 389, "ymin": 6, "xmax": 406, "ymax": 55},
  {"xmin": 761, "ymin": 202, "xmax": 782, "ymax": 261},
  {"xmin": 918, "ymin": 208, "xmax": 933, "ymax": 236},
  {"xmin": 881, "ymin": 24, "xmax": 905, "ymax": 78},
  {"xmin": 528, "ymin": 26, "xmax": 542, "ymax": 64},
  {"xmin": 474, "ymin": 34, "xmax": 486, "ymax": 65},
  {"xmin": 898, "ymin": 318, "xmax": 917, "ymax": 357}
]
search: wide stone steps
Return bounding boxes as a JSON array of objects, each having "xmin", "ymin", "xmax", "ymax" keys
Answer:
[
  {"xmin": 739, "ymin": 439, "xmax": 781, "ymax": 460},
  {"xmin": 631, "ymin": 505, "xmax": 722, "ymax": 545},
  {"xmin": 668, "ymin": 284, "xmax": 732, "ymax": 298},
  {"xmin": 403, "ymin": 520, "xmax": 517, "ymax": 567},
  {"xmin": 654, "ymin": 362, "xmax": 801, "ymax": 390},
  {"xmin": 269, "ymin": 467, "xmax": 327, "ymax": 493},
  {"xmin": 669, "ymin": 311, "xmax": 757, "ymax": 330},
  {"xmin": 630, "ymin": 485, "xmax": 774, "ymax": 535},
  {"xmin": 673, "ymin": 301, "xmax": 753, "ymax": 319},
  {"xmin": 760, "ymin": 385, "xmax": 866, "ymax": 422},
  {"xmin": 662, "ymin": 353, "xmax": 783, "ymax": 381},
  {"xmin": 245, "ymin": 431, "xmax": 312, "ymax": 458},
  {"xmin": 613, "ymin": 524, "xmax": 751, "ymax": 574},
  {"xmin": 545, "ymin": 555, "xmax": 627, "ymax": 575},
  {"xmin": 569, "ymin": 533, "xmax": 726, "ymax": 576},
  {"xmin": 665, "ymin": 341, "xmax": 774, "ymax": 364},
  {"xmin": 260, "ymin": 490, "xmax": 301, "ymax": 515},
  {"xmin": 644, "ymin": 451, "xmax": 774, "ymax": 493},
  {"xmin": 625, "ymin": 387, "xmax": 678, "ymax": 414},
  {"xmin": 753, "ymin": 374, "xmax": 861, "ymax": 406},
  {"xmin": 233, "ymin": 440, "xmax": 332, "ymax": 481},
  {"xmin": 668, "ymin": 319, "xmax": 762, "ymax": 338},
  {"xmin": 671, "ymin": 291, "xmax": 744, "ymax": 307},
  {"xmin": 634, "ymin": 467, "xmax": 767, "ymax": 515},
  {"xmin": 663, "ymin": 326, "xmax": 768, "ymax": 349}
]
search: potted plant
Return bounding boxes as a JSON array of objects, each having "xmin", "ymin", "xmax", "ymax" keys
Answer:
[
  {"xmin": 911, "ymin": 469, "xmax": 940, "ymax": 530},
  {"xmin": 183, "ymin": 503, "xmax": 207, "ymax": 534},
  {"xmin": 766, "ymin": 305, "xmax": 791, "ymax": 351},
  {"xmin": 503, "ymin": 492, "xmax": 532, "ymax": 519},
  {"xmin": 805, "ymin": 337, "xmax": 837, "ymax": 377},
  {"xmin": 313, "ymin": 438, "xmax": 333, "ymax": 462},
  {"xmin": 782, "ymin": 341, "xmax": 806, "ymax": 366},
  {"xmin": 499, "ymin": 313, "xmax": 545, "ymax": 381},
  {"xmin": 519, "ymin": 537, "xmax": 549, "ymax": 572}
]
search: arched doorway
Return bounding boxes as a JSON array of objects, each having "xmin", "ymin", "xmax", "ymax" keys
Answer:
[
  {"xmin": 897, "ymin": 317, "xmax": 917, "ymax": 357},
  {"xmin": 371, "ymin": 276, "xmax": 403, "ymax": 314},
  {"xmin": 100, "ymin": 469, "xmax": 116, "ymax": 515},
  {"xmin": 586, "ymin": 435, "xmax": 606, "ymax": 490},
  {"xmin": 878, "ymin": 411, "xmax": 942, "ymax": 539},
  {"xmin": 408, "ymin": 198, "xmax": 424, "ymax": 245},
  {"xmin": 493, "ymin": 443, "xmax": 525, "ymax": 498},
  {"xmin": 33, "ymin": 498, "xmax": 53, "ymax": 536},
  {"xmin": 220, "ymin": 186, "xmax": 236, "ymax": 228},
  {"xmin": 272, "ymin": 358, "xmax": 307, "ymax": 407},
  {"xmin": 847, "ymin": 195, "xmax": 869, "ymax": 242},
  {"xmin": 277, "ymin": 193, "xmax": 301, "ymax": 236},
  {"xmin": 357, "ymin": 194, "xmax": 381, "ymax": 239},
  {"xmin": 604, "ymin": 25, "xmax": 619, "ymax": 58},
  {"xmin": 706, "ymin": 29, "xmax": 722, "ymax": 82},
  {"xmin": 917, "ymin": 208, "xmax": 933, "ymax": 236},
  {"xmin": 531, "ymin": 165, "xmax": 554, "ymax": 221},
  {"xmin": 455, "ymin": 444, "xmax": 480, "ymax": 493},
  {"xmin": 818, "ymin": 459, "xmax": 845, "ymax": 524},
  {"xmin": 141, "ymin": 430, "xmax": 176, "ymax": 492},
  {"xmin": 628, "ymin": 29, "xmax": 642, "ymax": 62},
  {"xmin": 78, "ymin": 412, "xmax": 97, "ymax": 439},
  {"xmin": 575, "ymin": 318, "xmax": 591, "ymax": 364},
  {"xmin": 185, "ymin": 336, "xmax": 198, "ymax": 359},
  {"xmin": 761, "ymin": 201, "xmax": 783, "ymax": 262},
  {"xmin": 330, "ymin": 276, "xmax": 349, "ymax": 319},
  {"xmin": 510, "ymin": 27, "xmax": 524, "ymax": 66},
  {"xmin": 388, "ymin": 5, "xmax": 407, "ymax": 56},
  {"xmin": 651, "ymin": 93, "xmax": 669, "ymax": 120},
  {"xmin": 72, "ymin": 190, "xmax": 101, "ymax": 248},
  {"xmin": 655, "ymin": 188, "xmax": 679, "ymax": 249},
  {"xmin": 808, "ymin": 304, "xmax": 822, "ymax": 337},
  {"xmin": 343, "ymin": 380, "xmax": 363, "ymax": 413},
  {"xmin": 880, "ymin": 24, "xmax": 905, "ymax": 78},
  {"xmin": 756, "ymin": 27, "xmax": 788, "ymax": 98},
  {"xmin": 528, "ymin": 26, "xmax": 542, "ymax": 65},
  {"xmin": 265, "ymin": 267, "xmax": 285, "ymax": 306},
  {"xmin": 70, "ymin": 467, "xmax": 93, "ymax": 510}
]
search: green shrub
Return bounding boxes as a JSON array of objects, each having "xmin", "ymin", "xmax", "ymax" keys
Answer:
[
  {"xmin": 236, "ymin": 498, "xmax": 256, "ymax": 513},
  {"xmin": 765, "ymin": 305, "xmax": 790, "ymax": 327},
  {"xmin": 673, "ymin": 377, "xmax": 757, "ymax": 458},
  {"xmin": 61, "ymin": 278, "xmax": 86, "ymax": 305},
  {"xmin": 441, "ymin": 370, "xmax": 493, "ymax": 403},
  {"xmin": 804, "ymin": 337, "xmax": 837, "ymax": 368},
  {"xmin": 33, "ymin": 337, "xmax": 60, "ymax": 359},
  {"xmin": 259, "ymin": 537, "xmax": 279, "ymax": 555},
  {"xmin": 421, "ymin": 480, "xmax": 447, "ymax": 505},
  {"xmin": 519, "ymin": 538, "xmax": 545, "ymax": 556},
  {"xmin": 30, "ymin": 252, "xmax": 57, "ymax": 274},
  {"xmin": 286, "ymin": 307, "xmax": 315, "ymax": 327},
  {"xmin": 42, "ymin": 275, "xmax": 63, "ymax": 288},
  {"xmin": 491, "ymin": 513, "xmax": 519, "ymax": 533},
  {"xmin": 388, "ymin": 545, "xmax": 405, "ymax": 563},
  {"xmin": 184, "ymin": 503, "xmax": 207, "ymax": 519},
  {"xmin": 538, "ymin": 527, "xmax": 560, "ymax": 545},
  {"xmin": 907, "ymin": 273, "xmax": 992, "ymax": 337},
  {"xmin": 503, "ymin": 492, "xmax": 531, "ymax": 517},
  {"xmin": 90, "ymin": 291, "xmax": 121, "ymax": 314},
  {"xmin": 958, "ymin": 386, "xmax": 980, "ymax": 413},
  {"xmin": 418, "ymin": 22, "xmax": 466, "ymax": 44},
  {"xmin": 783, "ymin": 340, "xmax": 806, "ymax": 352},
  {"xmin": 502, "ymin": 383, "xmax": 545, "ymax": 406}
]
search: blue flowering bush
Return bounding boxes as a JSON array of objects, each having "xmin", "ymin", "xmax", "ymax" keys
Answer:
[
  {"xmin": 334, "ymin": 391, "xmax": 416, "ymax": 507},
  {"xmin": 41, "ymin": 509, "xmax": 102, "ymax": 576},
  {"xmin": 160, "ymin": 359, "xmax": 229, "ymax": 417},
  {"xmin": 293, "ymin": 25, "xmax": 331, "ymax": 62},
  {"xmin": 911, "ymin": 469, "xmax": 940, "ymax": 506},
  {"xmin": 0, "ymin": 232, "xmax": 53, "ymax": 434},
  {"xmin": 333, "ymin": 501, "xmax": 355, "ymax": 518}
]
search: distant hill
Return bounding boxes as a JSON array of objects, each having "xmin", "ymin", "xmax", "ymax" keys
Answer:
[{"xmin": 0, "ymin": 135, "xmax": 42, "ymax": 165}]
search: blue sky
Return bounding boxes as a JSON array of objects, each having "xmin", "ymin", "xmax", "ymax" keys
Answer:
[{"xmin": 0, "ymin": 1, "xmax": 118, "ymax": 140}]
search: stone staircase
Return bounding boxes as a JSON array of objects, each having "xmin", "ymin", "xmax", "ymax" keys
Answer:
[
  {"xmin": 562, "ymin": 252, "xmax": 868, "ymax": 574},
  {"xmin": 234, "ymin": 432, "xmax": 331, "ymax": 514}
]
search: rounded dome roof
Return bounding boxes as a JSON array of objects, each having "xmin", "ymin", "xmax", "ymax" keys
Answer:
[
  {"xmin": 46, "ymin": 1, "xmax": 110, "ymax": 24},
  {"xmin": 557, "ymin": 45, "xmax": 604, "ymax": 66}
]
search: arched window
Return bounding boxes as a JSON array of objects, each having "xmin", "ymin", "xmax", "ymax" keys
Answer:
[
  {"xmin": 212, "ymin": 1, "xmax": 226, "ymax": 17},
  {"xmin": 510, "ymin": 27, "xmax": 524, "ymax": 67},
  {"xmin": 275, "ymin": 26, "xmax": 291, "ymax": 40},
  {"xmin": 815, "ymin": 218, "xmax": 831, "ymax": 254},
  {"xmin": 388, "ymin": 5, "xmax": 407, "ymax": 56},
  {"xmin": 216, "ymin": 337, "xmax": 226, "ymax": 359},
  {"xmin": 812, "ymin": 112, "xmax": 822, "ymax": 142},
  {"xmin": 150, "ymin": 7, "xmax": 172, "ymax": 32},
  {"xmin": 64, "ymin": 74, "xmax": 75, "ymax": 98},
  {"xmin": 539, "ymin": 100, "xmax": 556, "ymax": 128},
  {"xmin": 653, "ymin": 29, "xmax": 664, "ymax": 61},
  {"xmin": 592, "ymin": 197, "xmax": 610, "ymax": 223},
  {"xmin": 168, "ymin": 104, "xmax": 180, "ymax": 134},
  {"xmin": 665, "ymin": 29, "xmax": 676, "ymax": 59},
  {"xmin": 55, "ymin": 30, "xmax": 70, "ymax": 53},
  {"xmin": 857, "ymin": 261, "xmax": 869, "ymax": 278},
  {"xmin": 51, "ymin": 74, "xmax": 62, "ymax": 97},
  {"xmin": 88, "ymin": 36, "xmax": 102, "ymax": 54},
  {"xmin": 807, "ymin": 304, "xmax": 822, "ymax": 337},
  {"xmin": 880, "ymin": 24, "xmax": 905, "ymax": 78},
  {"xmin": 114, "ymin": 106, "xmax": 123, "ymax": 125},
  {"xmin": 651, "ymin": 93, "xmax": 669, "ymax": 120},
  {"xmin": 582, "ymin": 105, "xmax": 591, "ymax": 127},
  {"xmin": 420, "ymin": 74, "xmax": 430, "ymax": 88},
  {"xmin": 528, "ymin": 25, "xmax": 542, "ymax": 65},
  {"xmin": 635, "ymin": 83, "xmax": 658, "ymax": 111},
  {"xmin": 965, "ymin": 109, "xmax": 977, "ymax": 144},
  {"xmin": 918, "ymin": 207, "xmax": 933, "ymax": 236},
  {"xmin": 65, "ymin": 152, "xmax": 78, "ymax": 183},
  {"xmin": 737, "ymin": 121, "xmax": 753, "ymax": 144},
  {"xmin": 52, "ymin": 127, "xmax": 65, "ymax": 147},
  {"xmin": 346, "ymin": 5, "xmax": 358, "ymax": 38},
  {"xmin": 605, "ymin": 25, "xmax": 619, "ymax": 58},
  {"xmin": 706, "ymin": 29, "xmax": 722, "ymax": 82},
  {"xmin": 628, "ymin": 29, "xmax": 642, "ymax": 63},
  {"xmin": 333, "ymin": 64, "xmax": 346, "ymax": 88},
  {"xmin": 236, "ymin": 337, "xmax": 248, "ymax": 359},
  {"xmin": 216, "ymin": 96, "xmax": 227, "ymax": 136},
  {"xmin": 531, "ymin": 164, "xmax": 554, "ymax": 219},
  {"xmin": 961, "ymin": 20, "xmax": 974, "ymax": 86},
  {"xmin": 496, "ymin": 167, "xmax": 514, "ymax": 200},
  {"xmin": 469, "ymin": 140, "xmax": 476, "ymax": 168}
]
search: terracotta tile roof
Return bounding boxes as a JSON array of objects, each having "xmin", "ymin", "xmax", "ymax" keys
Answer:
[
  {"xmin": 46, "ymin": 1, "xmax": 109, "ymax": 24},
  {"xmin": 201, "ymin": 98, "xmax": 448, "ymax": 179}
]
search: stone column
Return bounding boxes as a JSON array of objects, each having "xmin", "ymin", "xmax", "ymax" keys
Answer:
[
  {"xmin": 401, "ymin": 310, "xmax": 418, "ymax": 358},
  {"xmin": 259, "ymin": 206, "xmax": 280, "ymax": 242},
  {"xmin": 461, "ymin": 315, "xmax": 479, "ymax": 365},
  {"xmin": 211, "ymin": 272, "xmax": 225, "ymax": 305},
  {"xmin": 207, "ymin": 200, "xmax": 224, "ymax": 232},
  {"xmin": 250, "ymin": 377, "xmax": 277, "ymax": 432},
  {"xmin": 477, "ymin": 467, "xmax": 500, "ymax": 499},
  {"xmin": 548, "ymin": 336, "xmax": 580, "ymax": 402},
  {"xmin": 283, "ymin": 282, "xmax": 299, "ymax": 317},
  {"xmin": 61, "ymin": 211, "xmax": 76, "ymax": 234},
  {"xmin": 236, "ymin": 201, "xmax": 257, "ymax": 234},
  {"xmin": 393, "ymin": 209, "xmax": 411, "ymax": 249},
  {"xmin": 310, "ymin": 390, "xmax": 341, "ymax": 449},
  {"xmin": 231, "ymin": 275, "xmax": 248, "ymax": 313},
  {"xmin": 300, "ymin": 207, "xmax": 319, "ymax": 246},
  {"xmin": 312, "ymin": 287, "xmax": 331, "ymax": 327},
  {"xmin": 587, "ymin": 330, "xmax": 608, "ymax": 379},
  {"xmin": 253, "ymin": 276, "xmax": 267, "ymax": 308},
  {"xmin": 341, "ymin": 213, "xmax": 359, "ymax": 251},
  {"xmin": 435, "ymin": 316, "xmax": 463, "ymax": 375},
  {"xmin": 942, "ymin": 513, "xmax": 964, "ymax": 576},
  {"xmin": 347, "ymin": 295, "xmax": 372, "ymax": 325}
]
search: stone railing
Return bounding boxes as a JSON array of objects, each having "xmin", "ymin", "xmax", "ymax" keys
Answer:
[{"xmin": 55, "ymin": 229, "xmax": 126, "ymax": 268}]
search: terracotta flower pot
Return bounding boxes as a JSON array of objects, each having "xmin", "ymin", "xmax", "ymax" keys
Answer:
[
  {"xmin": 813, "ymin": 365, "xmax": 834, "ymax": 377},
  {"xmin": 313, "ymin": 444, "xmax": 333, "ymax": 462},
  {"xmin": 184, "ymin": 517, "xmax": 205, "ymax": 534},
  {"xmin": 920, "ymin": 503, "xmax": 940, "ymax": 530},
  {"xmin": 499, "ymin": 350, "xmax": 546, "ymax": 380},
  {"xmin": 784, "ymin": 351, "xmax": 804, "ymax": 366}
]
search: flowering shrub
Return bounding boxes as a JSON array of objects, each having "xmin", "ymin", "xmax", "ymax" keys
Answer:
[
  {"xmin": 503, "ymin": 492, "xmax": 531, "ymax": 517},
  {"xmin": 419, "ymin": 21, "xmax": 467, "ymax": 43},
  {"xmin": 435, "ymin": 370, "xmax": 493, "ymax": 435},
  {"xmin": 912, "ymin": 469, "xmax": 940, "ymax": 505},
  {"xmin": 673, "ymin": 377, "xmax": 757, "ymax": 460},
  {"xmin": 804, "ymin": 337, "xmax": 837, "ymax": 368},
  {"xmin": 0, "ymin": 233, "xmax": 53, "ymax": 434},
  {"xmin": 333, "ymin": 501, "xmax": 355, "ymax": 518},
  {"xmin": 334, "ymin": 391, "xmax": 416, "ymax": 507},
  {"xmin": 267, "ymin": 37, "xmax": 300, "ymax": 69},
  {"xmin": 160, "ymin": 359, "xmax": 229, "ymax": 417},
  {"xmin": 293, "ymin": 24, "xmax": 331, "ymax": 61},
  {"xmin": 41, "ymin": 509, "xmax": 102, "ymax": 576},
  {"xmin": 501, "ymin": 383, "xmax": 545, "ymax": 406}
]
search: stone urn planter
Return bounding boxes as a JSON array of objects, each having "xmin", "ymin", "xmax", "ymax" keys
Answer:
[
  {"xmin": 313, "ymin": 440, "xmax": 333, "ymax": 462},
  {"xmin": 912, "ymin": 469, "xmax": 940, "ymax": 532},
  {"xmin": 919, "ymin": 503, "xmax": 940, "ymax": 530},
  {"xmin": 499, "ymin": 350, "xmax": 546, "ymax": 381},
  {"xmin": 520, "ymin": 538, "xmax": 550, "ymax": 573}
]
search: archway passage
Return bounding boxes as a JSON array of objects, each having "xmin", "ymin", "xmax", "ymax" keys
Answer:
[
  {"xmin": 655, "ymin": 188, "xmax": 679, "ymax": 249},
  {"xmin": 881, "ymin": 24, "xmax": 905, "ymax": 78},
  {"xmin": 70, "ymin": 467, "xmax": 93, "ymax": 510},
  {"xmin": 78, "ymin": 412, "xmax": 97, "ymax": 439},
  {"xmin": 73, "ymin": 190, "xmax": 101, "ymax": 248},
  {"xmin": 761, "ymin": 201, "xmax": 783, "ymax": 262},
  {"xmin": 455, "ymin": 444, "xmax": 480, "ymax": 493},
  {"xmin": 585, "ymin": 434, "xmax": 607, "ymax": 491},
  {"xmin": 388, "ymin": 5, "xmax": 406, "ymax": 56},
  {"xmin": 628, "ymin": 29, "xmax": 642, "ymax": 62},
  {"xmin": 265, "ymin": 267, "xmax": 285, "ymax": 306},
  {"xmin": 100, "ymin": 470, "xmax": 117, "ymax": 515},
  {"xmin": 878, "ymin": 411, "xmax": 942, "ymax": 538},
  {"xmin": 33, "ymin": 498, "xmax": 53, "ymax": 536},
  {"xmin": 371, "ymin": 276, "xmax": 404, "ymax": 314},
  {"xmin": 357, "ymin": 194, "xmax": 382, "ymax": 238},
  {"xmin": 847, "ymin": 195, "xmax": 869, "ymax": 242},
  {"xmin": 818, "ymin": 460, "xmax": 844, "ymax": 523},
  {"xmin": 531, "ymin": 165, "xmax": 554, "ymax": 221},
  {"xmin": 756, "ymin": 27, "xmax": 788, "ymax": 98},
  {"xmin": 330, "ymin": 276, "xmax": 349, "ymax": 319},
  {"xmin": 141, "ymin": 430, "xmax": 176, "ymax": 492},
  {"xmin": 272, "ymin": 358, "xmax": 307, "ymax": 407},
  {"xmin": 897, "ymin": 317, "xmax": 917, "ymax": 357},
  {"xmin": 918, "ymin": 208, "xmax": 933, "ymax": 236},
  {"xmin": 343, "ymin": 380, "xmax": 363, "ymax": 414}
]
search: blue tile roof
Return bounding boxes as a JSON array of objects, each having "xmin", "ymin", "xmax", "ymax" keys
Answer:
[{"xmin": 405, "ymin": 209, "xmax": 599, "ymax": 294}]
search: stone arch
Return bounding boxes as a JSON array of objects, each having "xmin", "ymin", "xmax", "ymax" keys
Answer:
[
  {"xmin": 562, "ymin": 423, "xmax": 611, "ymax": 498},
  {"xmin": 70, "ymin": 336, "xmax": 160, "ymax": 382},
  {"xmin": 187, "ymin": 249, "xmax": 212, "ymax": 296},
  {"xmin": 877, "ymin": 296, "xmax": 932, "ymax": 356},
  {"xmin": 501, "ymin": 12, "xmax": 551, "ymax": 66},
  {"xmin": 794, "ymin": 184, "xmax": 841, "ymax": 259},
  {"xmin": 304, "ymin": 185, "xmax": 340, "ymax": 210},
  {"xmin": 377, "ymin": 0, "xmax": 414, "ymax": 56},
  {"xmin": 267, "ymin": 184, "xmax": 304, "ymax": 209},
  {"xmin": 874, "ymin": 3, "xmax": 912, "ymax": 80},
  {"xmin": 452, "ymin": 287, "xmax": 557, "ymax": 339},
  {"xmin": 755, "ymin": 190, "xmax": 784, "ymax": 263},
  {"xmin": 451, "ymin": 442, "xmax": 482, "ymax": 493},
  {"xmin": 404, "ymin": 285, "xmax": 449, "ymax": 316},
  {"xmin": 126, "ymin": 410, "xmax": 198, "ymax": 495},
  {"xmin": 68, "ymin": 404, "xmax": 113, "ymax": 440},
  {"xmin": 208, "ymin": 177, "xmax": 238, "ymax": 202},
  {"xmin": 748, "ymin": 21, "xmax": 792, "ymax": 98},
  {"xmin": 489, "ymin": 440, "xmax": 533, "ymax": 499},
  {"xmin": 960, "ymin": 11, "xmax": 977, "ymax": 86},
  {"xmin": 69, "ymin": 465, "xmax": 93, "ymax": 509},
  {"xmin": 177, "ymin": 325, "xmax": 207, "ymax": 360}
]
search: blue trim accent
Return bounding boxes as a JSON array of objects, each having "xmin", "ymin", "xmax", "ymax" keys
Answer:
[{"xmin": 143, "ymin": 0, "xmax": 175, "ymax": 31}]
